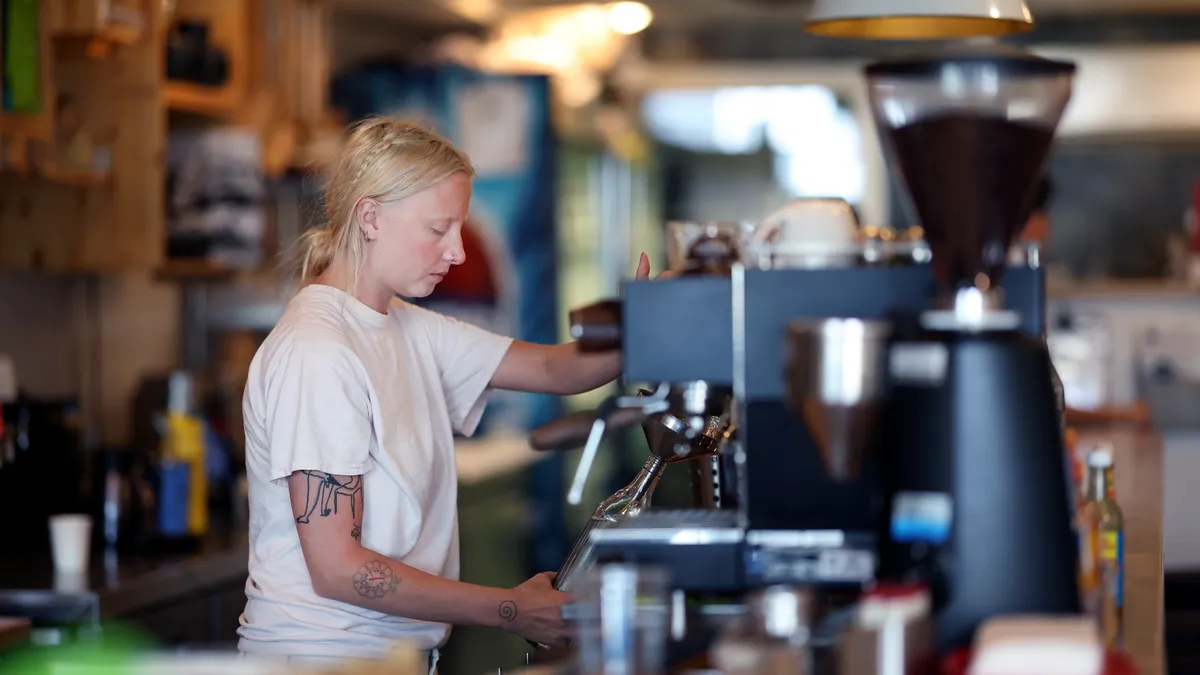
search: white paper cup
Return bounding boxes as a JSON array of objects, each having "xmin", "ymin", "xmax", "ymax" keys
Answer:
[{"xmin": 49, "ymin": 514, "xmax": 92, "ymax": 574}]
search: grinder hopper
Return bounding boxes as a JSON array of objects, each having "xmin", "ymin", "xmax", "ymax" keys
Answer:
[{"xmin": 865, "ymin": 42, "xmax": 1075, "ymax": 306}]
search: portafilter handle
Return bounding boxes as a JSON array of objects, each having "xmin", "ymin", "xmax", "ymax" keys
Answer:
[
  {"xmin": 527, "ymin": 384, "xmax": 668, "ymax": 506},
  {"xmin": 568, "ymin": 299, "xmax": 622, "ymax": 353},
  {"xmin": 528, "ymin": 407, "xmax": 650, "ymax": 453}
]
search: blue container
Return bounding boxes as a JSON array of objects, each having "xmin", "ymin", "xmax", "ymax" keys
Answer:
[{"xmin": 157, "ymin": 461, "xmax": 191, "ymax": 537}]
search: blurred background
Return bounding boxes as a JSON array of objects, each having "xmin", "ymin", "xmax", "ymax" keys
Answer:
[{"xmin": 4, "ymin": 0, "xmax": 1200, "ymax": 673}]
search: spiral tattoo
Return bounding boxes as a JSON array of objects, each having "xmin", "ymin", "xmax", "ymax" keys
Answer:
[
  {"xmin": 353, "ymin": 560, "xmax": 399, "ymax": 599},
  {"xmin": 498, "ymin": 600, "xmax": 518, "ymax": 622}
]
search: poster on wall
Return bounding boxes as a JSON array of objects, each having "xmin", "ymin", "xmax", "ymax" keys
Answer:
[{"xmin": 331, "ymin": 63, "xmax": 565, "ymax": 569}]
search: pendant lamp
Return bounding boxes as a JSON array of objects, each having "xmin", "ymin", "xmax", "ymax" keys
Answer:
[{"xmin": 805, "ymin": 0, "xmax": 1034, "ymax": 40}]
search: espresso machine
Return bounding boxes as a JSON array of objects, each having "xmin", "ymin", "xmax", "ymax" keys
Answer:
[{"xmin": 531, "ymin": 43, "xmax": 1082, "ymax": 654}]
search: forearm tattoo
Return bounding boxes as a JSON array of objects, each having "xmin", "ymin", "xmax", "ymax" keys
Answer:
[
  {"xmin": 498, "ymin": 600, "xmax": 518, "ymax": 623},
  {"xmin": 294, "ymin": 471, "xmax": 363, "ymax": 525},
  {"xmin": 354, "ymin": 560, "xmax": 400, "ymax": 599}
]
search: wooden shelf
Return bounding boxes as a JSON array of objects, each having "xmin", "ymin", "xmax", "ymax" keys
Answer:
[
  {"xmin": 0, "ymin": 162, "xmax": 110, "ymax": 188},
  {"xmin": 0, "ymin": 114, "xmax": 54, "ymax": 142},
  {"xmin": 164, "ymin": 80, "xmax": 240, "ymax": 117},
  {"xmin": 53, "ymin": 25, "xmax": 142, "ymax": 60},
  {"xmin": 39, "ymin": 161, "xmax": 110, "ymax": 187},
  {"xmin": 156, "ymin": 259, "xmax": 242, "ymax": 281}
]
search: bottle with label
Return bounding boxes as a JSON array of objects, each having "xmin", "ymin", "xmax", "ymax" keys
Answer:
[
  {"xmin": 1075, "ymin": 454, "xmax": 1100, "ymax": 618},
  {"xmin": 1088, "ymin": 447, "xmax": 1125, "ymax": 649}
]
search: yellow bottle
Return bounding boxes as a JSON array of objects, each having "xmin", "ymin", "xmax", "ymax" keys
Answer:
[
  {"xmin": 1075, "ymin": 460, "xmax": 1100, "ymax": 617},
  {"xmin": 160, "ymin": 372, "xmax": 208, "ymax": 537},
  {"xmin": 1088, "ymin": 447, "xmax": 1125, "ymax": 650}
]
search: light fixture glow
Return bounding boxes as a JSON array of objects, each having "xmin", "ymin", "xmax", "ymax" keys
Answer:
[
  {"xmin": 608, "ymin": 1, "xmax": 653, "ymax": 36},
  {"xmin": 805, "ymin": 0, "xmax": 1033, "ymax": 40}
]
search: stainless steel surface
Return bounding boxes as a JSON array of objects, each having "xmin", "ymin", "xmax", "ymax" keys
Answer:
[
  {"xmin": 690, "ymin": 456, "xmax": 722, "ymax": 509},
  {"xmin": 588, "ymin": 509, "xmax": 743, "ymax": 545},
  {"xmin": 920, "ymin": 287, "xmax": 1023, "ymax": 331},
  {"xmin": 731, "ymin": 263, "xmax": 750, "ymax": 531},
  {"xmin": 785, "ymin": 318, "xmax": 890, "ymax": 481},
  {"xmin": 649, "ymin": 410, "xmax": 724, "ymax": 462}
]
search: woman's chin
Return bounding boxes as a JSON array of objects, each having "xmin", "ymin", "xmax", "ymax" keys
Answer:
[{"xmin": 399, "ymin": 280, "xmax": 438, "ymax": 299}]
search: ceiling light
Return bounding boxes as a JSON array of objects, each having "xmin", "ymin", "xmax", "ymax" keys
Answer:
[
  {"xmin": 608, "ymin": 1, "xmax": 653, "ymax": 36},
  {"xmin": 806, "ymin": 0, "xmax": 1034, "ymax": 40}
]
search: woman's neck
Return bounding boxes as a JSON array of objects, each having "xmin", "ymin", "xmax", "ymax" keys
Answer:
[{"xmin": 314, "ymin": 258, "xmax": 393, "ymax": 314}]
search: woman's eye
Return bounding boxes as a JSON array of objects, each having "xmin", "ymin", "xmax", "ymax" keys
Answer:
[{"xmin": 432, "ymin": 228, "xmax": 447, "ymax": 237}]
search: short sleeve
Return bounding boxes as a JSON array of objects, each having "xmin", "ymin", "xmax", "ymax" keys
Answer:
[
  {"xmin": 264, "ymin": 338, "xmax": 375, "ymax": 482},
  {"xmin": 425, "ymin": 311, "xmax": 514, "ymax": 436}
]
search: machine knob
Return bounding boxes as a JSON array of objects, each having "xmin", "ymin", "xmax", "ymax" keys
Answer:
[
  {"xmin": 684, "ymin": 231, "xmax": 740, "ymax": 275},
  {"xmin": 568, "ymin": 300, "xmax": 622, "ymax": 353}
]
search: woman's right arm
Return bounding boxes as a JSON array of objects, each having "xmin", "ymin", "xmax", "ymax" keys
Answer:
[{"xmin": 287, "ymin": 469, "xmax": 572, "ymax": 646}]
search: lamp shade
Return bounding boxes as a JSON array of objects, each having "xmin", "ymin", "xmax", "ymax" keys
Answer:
[{"xmin": 805, "ymin": 0, "xmax": 1034, "ymax": 40}]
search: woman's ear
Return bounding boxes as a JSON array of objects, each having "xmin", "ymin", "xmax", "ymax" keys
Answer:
[{"xmin": 356, "ymin": 198, "xmax": 380, "ymax": 241}]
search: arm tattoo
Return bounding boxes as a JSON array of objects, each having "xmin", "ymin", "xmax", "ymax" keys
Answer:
[
  {"xmin": 353, "ymin": 560, "xmax": 400, "ymax": 599},
  {"xmin": 294, "ymin": 471, "xmax": 363, "ymax": 525},
  {"xmin": 351, "ymin": 524, "xmax": 362, "ymax": 542},
  {"xmin": 498, "ymin": 600, "xmax": 518, "ymax": 622}
]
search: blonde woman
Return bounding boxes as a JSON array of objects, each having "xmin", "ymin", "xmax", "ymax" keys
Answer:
[{"xmin": 237, "ymin": 118, "xmax": 656, "ymax": 668}]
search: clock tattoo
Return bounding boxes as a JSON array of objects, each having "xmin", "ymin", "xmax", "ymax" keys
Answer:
[{"xmin": 353, "ymin": 560, "xmax": 400, "ymax": 599}]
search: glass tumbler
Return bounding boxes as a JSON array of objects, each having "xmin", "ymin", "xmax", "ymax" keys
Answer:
[{"xmin": 573, "ymin": 564, "xmax": 672, "ymax": 675}]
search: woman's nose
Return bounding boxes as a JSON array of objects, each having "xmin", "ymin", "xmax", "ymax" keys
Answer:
[{"xmin": 444, "ymin": 235, "xmax": 466, "ymax": 265}]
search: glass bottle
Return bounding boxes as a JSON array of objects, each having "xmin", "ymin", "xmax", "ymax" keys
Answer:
[
  {"xmin": 554, "ymin": 454, "xmax": 666, "ymax": 593},
  {"xmin": 1075, "ymin": 452, "xmax": 1101, "ymax": 618},
  {"xmin": 1089, "ymin": 447, "xmax": 1125, "ymax": 650}
]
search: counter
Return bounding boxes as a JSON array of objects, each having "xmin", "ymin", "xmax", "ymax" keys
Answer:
[
  {"xmin": 0, "ymin": 528, "xmax": 250, "ymax": 648},
  {"xmin": 0, "ymin": 433, "xmax": 551, "ymax": 661},
  {"xmin": 1075, "ymin": 424, "xmax": 1165, "ymax": 675}
]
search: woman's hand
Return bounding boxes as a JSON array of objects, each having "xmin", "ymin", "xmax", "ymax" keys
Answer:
[
  {"xmin": 501, "ymin": 572, "xmax": 574, "ymax": 646},
  {"xmin": 635, "ymin": 252, "xmax": 675, "ymax": 279}
]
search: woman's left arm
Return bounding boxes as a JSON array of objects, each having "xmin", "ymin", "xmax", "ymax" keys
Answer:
[
  {"xmin": 490, "ymin": 253, "xmax": 661, "ymax": 396},
  {"xmin": 490, "ymin": 341, "xmax": 622, "ymax": 395}
]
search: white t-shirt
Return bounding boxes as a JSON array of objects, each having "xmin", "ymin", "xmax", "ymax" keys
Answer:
[{"xmin": 237, "ymin": 284, "xmax": 514, "ymax": 659}]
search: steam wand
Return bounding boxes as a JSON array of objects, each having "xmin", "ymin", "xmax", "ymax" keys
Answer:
[{"xmin": 566, "ymin": 383, "xmax": 671, "ymax": 505}]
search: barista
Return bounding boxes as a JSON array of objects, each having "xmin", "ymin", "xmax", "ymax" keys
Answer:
[{"xmin": 1020, "ymin": 177, "xmax": 1151, "ymax": 428}]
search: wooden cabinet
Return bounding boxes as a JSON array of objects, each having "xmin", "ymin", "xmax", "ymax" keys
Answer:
[
  {"xmin": 0, "ymin": 0, "xmax": 335, "ymax": 273},
  {"xmin": 0, "ymin": 0, "xmax": 162, "ymax": 272},
  {"xmin": 164, "ymin": 0, "xmax": 252, "ymax": 117}
]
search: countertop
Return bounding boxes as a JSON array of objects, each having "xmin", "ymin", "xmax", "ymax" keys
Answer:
[
  {"xmin": 1047, "ymin": 276, "xmax": 1200, "ymax": 301},
  {"xmin": 1075, "ymin": 424, "xmax": 1165, "ymax": 675},
  {"xmin": 0, "ymin": 433, "xmax": 546, "ymax": 621},
  {"xmin": 0, "ymin": 528, "xmax": 249, "ymax": 619}
]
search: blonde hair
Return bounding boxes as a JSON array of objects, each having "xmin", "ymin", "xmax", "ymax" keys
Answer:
[{"xmin": 297, "ymin": 116, "xmax": 476, "ymax": 286}]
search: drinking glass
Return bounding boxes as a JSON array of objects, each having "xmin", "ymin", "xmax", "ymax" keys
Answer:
[{"xmin": 572, "ymin": 564, "xmax": 672, "ymax": 675}]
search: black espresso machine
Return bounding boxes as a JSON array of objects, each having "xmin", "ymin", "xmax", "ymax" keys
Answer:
[{"xmin": 530, "ymin": 44, "xmax": 1082, "ymax": 653}]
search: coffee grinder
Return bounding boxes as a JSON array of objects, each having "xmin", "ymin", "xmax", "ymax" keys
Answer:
[{"xmin": 866, "ymin": 44, "xmax": 1081, "ymax": 650}]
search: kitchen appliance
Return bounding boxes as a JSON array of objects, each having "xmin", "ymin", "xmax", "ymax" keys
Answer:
[
  {"xmin": 531, "ymin": 43, "xmax": 1080, "ymax": 654},
  {"xmin": 868, "ymin": 45, "xmax": 1081, "ymax": 650}
]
